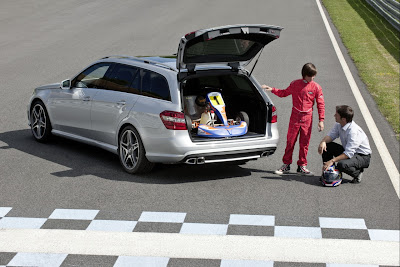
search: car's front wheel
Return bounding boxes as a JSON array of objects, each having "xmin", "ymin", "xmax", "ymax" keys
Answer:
[
  {"xmin": 30, "ymin": 101, "xmax": 52, "ymax": 142},
  {"xmin": 118, "ymin": 125, "xmax": 154, "ymax": 174}
]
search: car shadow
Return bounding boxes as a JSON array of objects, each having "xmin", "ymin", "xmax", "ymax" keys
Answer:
[{"xmin": 0, "ymin": 129, "xmax": 253, "ymax": 184}]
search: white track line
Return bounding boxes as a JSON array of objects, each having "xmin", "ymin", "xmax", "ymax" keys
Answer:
[
  {"xmin": 0, "ymin": 229, "xmax": 398, "ymax": 266},
  {"xmin": 316, "ymin": 0, "xmax": 400, "ymax": 198}
]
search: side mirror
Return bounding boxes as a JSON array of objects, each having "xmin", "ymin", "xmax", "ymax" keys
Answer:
[{"xmin": 60, "ymin": 79, "xmax": 71, "ymax": 90}]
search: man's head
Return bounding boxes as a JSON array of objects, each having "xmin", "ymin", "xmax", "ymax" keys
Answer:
[
  {"xmin": 302, "ymin": 63, "xmax": 317, "ymax": 82},
  {"xmin": 335, "ymin": 105, "xmax": 354, "ymax": 125}
]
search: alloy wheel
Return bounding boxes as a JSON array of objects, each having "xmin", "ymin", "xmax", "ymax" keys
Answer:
[
  {"xmin": 120, "ymin": 129, "xmax": 139, "ymax": 170},
  {"xmin": 31, "ymin": 104, "xmax": 47, "ymax": 139}
]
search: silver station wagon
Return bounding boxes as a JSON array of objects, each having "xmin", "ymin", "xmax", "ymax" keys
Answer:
[{"xmin": 28, "ymin": 24, "xmax": 282, "ymax": 174}]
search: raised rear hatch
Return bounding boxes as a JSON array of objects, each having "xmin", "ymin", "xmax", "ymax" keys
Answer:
[{"xmin": 177, "ymin": 24, "xmax": 283, "ymax": 72}]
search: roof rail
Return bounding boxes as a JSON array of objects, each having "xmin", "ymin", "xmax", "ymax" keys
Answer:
[{"xmin": 100, "ymin": 55, "xmax": 177, "ymax": 72}]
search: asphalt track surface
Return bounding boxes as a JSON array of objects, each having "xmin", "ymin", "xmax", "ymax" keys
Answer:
[{"xmin": 0, "ymin": 0, "xmax": 399, "ymax": 265}]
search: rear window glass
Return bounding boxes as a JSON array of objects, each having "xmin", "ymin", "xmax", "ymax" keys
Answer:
[
  {"xmin": 184, "ymin": 37, "xmax": 261, "ymax": 64},
  {"xmin": 141, "ymin": 70, "xmax": 170, "ymax": 101},
  {"xmin": 186, "ymin": 39, "xmax": 255, "ymax": 58}
]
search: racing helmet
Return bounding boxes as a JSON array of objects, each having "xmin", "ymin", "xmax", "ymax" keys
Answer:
[
  {"xmin": 195, "ymin": 95, "xmax": 207, "ymax": 107},
  {"xmin": 321, "ymin": 165, "xmax": 342, "ymax": 187}
]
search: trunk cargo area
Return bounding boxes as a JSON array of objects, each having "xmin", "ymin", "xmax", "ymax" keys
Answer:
[{"xmin": 182, "ymin": 73, "xmax": 270, "ymax": 142}]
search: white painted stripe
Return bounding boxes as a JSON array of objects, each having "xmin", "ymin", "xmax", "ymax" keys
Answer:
[
  {"xmin": 8, "ymin": 252, "xmax": 67, "ymax": 267},
  {"xmin": 229, "ymin": 214, "xmax": 275, "ymax": 226},
  {"xmin": 0, "ymin": 229, "xmax": 398, "ymax": 265},
  {"xmin": 86, "ymin": 220, "xmax": 137, "ymax": 232},
  {"xmin": 319, "ymin": 217, "xmax": 367, "ymax": 229},
  {"xmin": 327, "ymin": 264, "xmax": 378, "ymax": 267},
  {"xmin": 220, "ymin": 259, "xmax": 274, "ymax": 267},
  {"xmin": 139, "ymin": 211, "xmax": 186, "ymax": 223},
  {"xmin": 274, "ymin": 226, "xmax": 322, "ymax": 239},
  {"xmin": 316, "ymin": 0, "xmax": 400, "ymax": 198},
  {"xmin": 0, "ymin": 207, "xmax": 12, "ymax": 217},
  {"xmin": 368, "ymin": 229, "xmax": 400, "ymax": 242},
  {"xmin": 49, "ymin": 209, "xmax": 99, "ymax": 220},
  {"xmin": 114, "ymin": 256, "xmax": 169, "ymax": 267},
  {"xmin": 180, "ymin": 223, "xmax": 228, "ymax": 235},
  {"xmin": 0, "ymin": 217, "xmax": 47, "ymax": 229}
]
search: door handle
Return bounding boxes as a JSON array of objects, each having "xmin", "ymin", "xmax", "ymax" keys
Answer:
[
  {"xmin": 83, "ymin": 96, "xmax": 91, "ymax": 101},
  {"xmin": 116, "ymin": 100, "xmax": 126, "ymax": 106}
]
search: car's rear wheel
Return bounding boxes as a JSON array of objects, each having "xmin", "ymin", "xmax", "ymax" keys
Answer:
[
  {"xmin": 118, "ymin": 125, "xmax": 154, "ymax": 174},
  {"xmin": 30, "ymin": 101, "xmax": 52, "ymax": 142}
]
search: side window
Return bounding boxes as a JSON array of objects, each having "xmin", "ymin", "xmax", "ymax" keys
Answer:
[
  {"xmin": 229, "ymin": 75, "xmax": 254, "ymax": 93},
  {"xmin": 104, "ymin": 64, "xmax": 139, "ymax": 93},
  {"xmin": 72, "ymin": 63, "xmax": 112, "ymax": 89},
  {"xmin": 141, "ymin": 70, "xmax": 171, "ymax": 101}
]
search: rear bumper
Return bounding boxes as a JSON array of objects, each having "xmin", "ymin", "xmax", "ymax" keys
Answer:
[
  {"xmin": 141, "ymin": 122, "xmax": 279, "ymax": 164},
  {"xmin": 181, "ymin": 147, "xmax": 276, "ymax": 164}
]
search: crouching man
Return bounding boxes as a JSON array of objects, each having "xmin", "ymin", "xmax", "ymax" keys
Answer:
[{"xmin": 318, "ymin": 105, "xmax": 372, "ymax": 183}]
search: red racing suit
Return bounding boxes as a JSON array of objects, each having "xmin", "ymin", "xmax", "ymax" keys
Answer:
[{"xmin": 272, "ymin": 79, "xmax": 325, "ymax": 166}]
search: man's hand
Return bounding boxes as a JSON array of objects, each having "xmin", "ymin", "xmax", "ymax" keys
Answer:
[
  {"xmin": 261, "ymin": 84, "xmax": 273, "ymax": 91},
  {"xmin": 322, "ymin": 160, "xmax": 334, "ymax": 171},
  {"xmin": 318, "ymin": 141, "xmax": 327, "ymax": 155},
  {"xmin": 318, "ymin": 121, "xmax": 324, "ymax": 132}
]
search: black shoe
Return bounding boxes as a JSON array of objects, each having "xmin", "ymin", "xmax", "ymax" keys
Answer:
[
  {"xmin": 275, "ymin": 164, "xmax": 290, "ymax": 175},
  {"xmin": 351, "ymin": 172, "xmax": 363, "ymax": 184},
  {"xmin": 297, "ymin": 165, "xmax": 314, "ymax": 176}
]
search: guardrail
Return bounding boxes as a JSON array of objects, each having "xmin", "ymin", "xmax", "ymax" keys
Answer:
[{"xmin": 365, "ymin": 0, "xmax": 400, "ymax": 31}]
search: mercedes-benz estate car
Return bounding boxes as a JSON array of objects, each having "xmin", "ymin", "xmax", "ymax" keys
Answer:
[{"xmin": 28, "ymin": 24, "xmax": 282, "ymax": 174}]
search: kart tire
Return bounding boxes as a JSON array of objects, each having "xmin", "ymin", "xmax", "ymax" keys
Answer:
[
  {"xmin": 236, "ymin": 111, "xmax": 250, "ymax": 127},
  {"xmin": 185, "ymin": 115, "xmax": 192, "ymax": 131}
]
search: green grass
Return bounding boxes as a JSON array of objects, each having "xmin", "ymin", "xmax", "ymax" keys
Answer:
[{"xmin": 322, "ymin": 0, "xmax": 399, "ymax": 137}]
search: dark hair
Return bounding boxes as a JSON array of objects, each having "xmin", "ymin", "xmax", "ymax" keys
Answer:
[
  {"xmin": 301, "ymin": 63, "xmax": 317, "ymax": 78},
  {"xmin": 336, "ymin": 105, "xmax": 354, "ymax": 122}
]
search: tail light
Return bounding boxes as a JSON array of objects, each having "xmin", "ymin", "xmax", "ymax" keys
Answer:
[
  {"xmin": 271, "ymin": 106, "xmax": 277, "ymax": 123},
  {"xmin": 160, "ymin": 111, "xmax": 187, "ymax": 130}
]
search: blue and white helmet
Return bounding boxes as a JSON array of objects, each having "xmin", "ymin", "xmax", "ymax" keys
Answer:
[{"xmin": 321, "ymin": 165, "xmax": 342, "ymax": 187}]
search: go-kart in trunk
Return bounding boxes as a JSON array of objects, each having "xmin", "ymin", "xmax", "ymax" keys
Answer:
[{"xmin": 182, "ymin": 72, "xmax": 269, "ymax": 142}]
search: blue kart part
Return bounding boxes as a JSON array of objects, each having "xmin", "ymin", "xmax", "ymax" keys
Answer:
[
  {"xmin": 197, "ymin": 92, "xmax": 248, "ymax": 138},
  {"xmin": 198, "ymin": 121, "xmax": 248, "ymax": 137}
]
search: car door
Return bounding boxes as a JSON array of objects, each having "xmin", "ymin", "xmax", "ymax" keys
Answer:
[
  {"xmin": 48, "ymin": 62, "xmax": 113, "ymax": 138},
  {"xmin": 90, "ymin": 64, "xmax": 140, "ymax": 146}
]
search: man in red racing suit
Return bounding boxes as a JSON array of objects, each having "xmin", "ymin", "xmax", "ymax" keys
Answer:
[{"xmin": 262, "ymin": 63, "xmax": 325, "ymax": 175}]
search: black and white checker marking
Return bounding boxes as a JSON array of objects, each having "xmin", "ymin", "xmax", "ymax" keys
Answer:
[{"xmin": 0, "ymin": 207, "xmax": 398, "ymax": 267}]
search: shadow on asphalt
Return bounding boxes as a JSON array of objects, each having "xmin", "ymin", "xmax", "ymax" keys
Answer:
[
  {"xmin": 246, "ymin": 169, "xmax": 354, "ymax": 187},
  {"xmin": 248, "ymin": 169, "xmax": 322, "ymax": 186},
  {"xmin": 0, "ymin": 129, "xmax": 255, "ymax": 184}
]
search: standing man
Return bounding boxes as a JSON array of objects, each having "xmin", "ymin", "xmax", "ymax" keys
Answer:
[
  {"xmin": 262, "ymin": 63, "xmax": 325, "ymax": 175},
  {"xmin": 318, "ymin": 105, "xmax": 372, "ymax": 183}
]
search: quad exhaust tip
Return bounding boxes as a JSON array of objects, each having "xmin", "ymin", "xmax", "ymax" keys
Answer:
[
  {"xmin": 185, "ymin": 157, "xmax": 206, "ymax": 165},
  {"xmin": 260, "ymin": 151, "xmax": 270, "ymax": 157}
]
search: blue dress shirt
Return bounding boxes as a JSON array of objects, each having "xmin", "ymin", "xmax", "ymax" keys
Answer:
[{"xmin": 327, "ymin": 121, "xmax": 372, "ymax": 158}]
